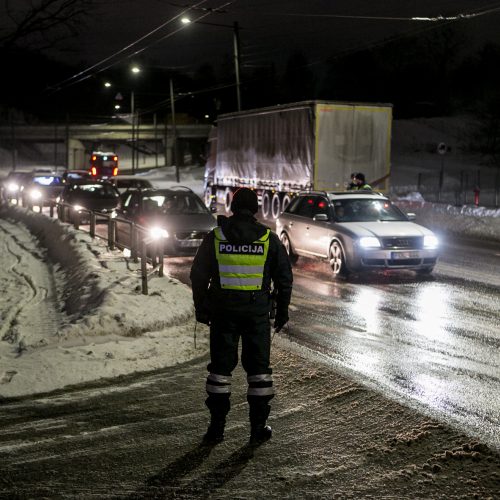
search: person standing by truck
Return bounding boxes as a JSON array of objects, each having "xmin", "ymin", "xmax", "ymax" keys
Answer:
[
  {"xmin": 190, "ymin": 188, "xmax": 293, "ymax": 445},
  {"xmin": 353, "ymin": 172, "xmax": 372, "ymax": 190}
]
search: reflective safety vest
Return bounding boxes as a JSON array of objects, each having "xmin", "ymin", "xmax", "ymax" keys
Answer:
[{"xmin": 214, "ymin": 227, "xmax": 270, "ymax": 290}]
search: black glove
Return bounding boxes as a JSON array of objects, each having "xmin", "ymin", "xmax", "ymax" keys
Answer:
[
  {"xmin": 195, "ymin": 310, "xmax": 211, "ymax": 326},
  {"xmin": 273, "ymin": 312, "xmax": 289, "ymax": 333}
]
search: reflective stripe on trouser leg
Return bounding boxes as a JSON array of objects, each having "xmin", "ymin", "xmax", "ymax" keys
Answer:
[
  {"xmin": 206, "ymin": 372, "xmax": 232, "ymax": 395},
  {"xmin": 247, "ymin": 373, "xmax": 274, "ymax": 398}
]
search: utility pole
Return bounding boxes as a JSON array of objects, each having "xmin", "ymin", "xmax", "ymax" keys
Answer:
[
  {"xmin": 170, "ymin": 78, "xmax": 179, "ymax": 183},
  {"xmin": 233, "ymin": 21, "xmax": 241, "ymax": 111},
  {"xmin": 131, "ymin": 91, "xmax": 135, "ymax": 174}
]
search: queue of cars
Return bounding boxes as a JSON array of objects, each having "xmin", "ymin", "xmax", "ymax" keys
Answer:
[{"xmin": 2, "ymin": 168, "xmax": 439, "ymax": 276}]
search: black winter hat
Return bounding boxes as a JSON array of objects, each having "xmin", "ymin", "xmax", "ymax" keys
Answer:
[{"xmin": 230, "ymin": 188, "xmax": 258, "ymax": 214}]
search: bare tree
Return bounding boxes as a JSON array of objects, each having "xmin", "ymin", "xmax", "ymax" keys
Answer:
[{"xmin": 0, "ymin": 0, "xmax": 93, "ymax": 50}]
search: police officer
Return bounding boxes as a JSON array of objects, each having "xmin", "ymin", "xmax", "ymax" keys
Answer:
[{"xmin": 190, "ymin": 188, "xmax": 293, "ymax": 445}]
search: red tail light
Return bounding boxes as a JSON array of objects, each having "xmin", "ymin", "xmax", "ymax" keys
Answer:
[
  {"xmin": 91, "ymin": 167, "xmax": 97, "ymax": 176},
  {"xmin": 112, "ymin": 167, "xmax": 118, "ymax": 176}
]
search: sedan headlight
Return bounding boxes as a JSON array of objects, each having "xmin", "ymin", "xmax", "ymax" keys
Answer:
[
  {"xmin": 7, "ymin": 183, "xmax": 19, "ymax": 192},
  {"xmin": 359, "ymin": 236, "xmax": 381, "ymax": 248},
  {"xmin": 149, "ymin": 227, "xmax": 169, "ymax": 240},
  {"xmin": 73, "ymin": 204, "xmax": 84, "ymax": 212},
  {"xmin": 423, "ymin": 235, "xmax": 439, "ymax": 249}
]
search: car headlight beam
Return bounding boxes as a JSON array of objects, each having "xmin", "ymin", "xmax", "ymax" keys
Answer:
[
  {"xmin": 30, "ymin": 189, "xmax": 42, "ymax": 200},
  {"xmin": 359, "ymin": 236, "xmax": 381, "ymax": 248},
  {"xmin": 423, "ymin": 235, "xmax": 439, "ymax": 249},
  {"xmin": 149, "ymin": 227, "xmax": 169, "ymax": 240}
]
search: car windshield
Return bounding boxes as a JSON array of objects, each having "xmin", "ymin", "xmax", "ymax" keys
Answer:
[
  {"xmin": 142, "ymin": 193, "xmax": 208, "ymax": 215},
  {"xmin": 32, "ymin": 176, "xmax": 62, "ymax": 186},
  {"xmin": 70, "ymin": 184, "xmax": 118, "ymax": 198},
  {"xmin": 331, "ymin": 198, "xmax": 407, "ymax": 222}
]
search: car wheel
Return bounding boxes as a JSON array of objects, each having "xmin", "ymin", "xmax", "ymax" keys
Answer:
[
  {"xmin": 329, "ymin": 241, "xmax": 349, "ymax": 278},
  {"xmin": 416, "ymin": 266, "xmax": 434, "ymax": 275},
  {"xmin": 280, "ymin": 233, "xmax": 298, "ymax": 265}
]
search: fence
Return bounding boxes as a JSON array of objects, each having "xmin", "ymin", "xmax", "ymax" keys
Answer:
[
  {"xmin": 416, "ymin": 167, "xmax": 500, "ymax": 207},
  {"xmin": 50, "ymin": 202, "xmax": 165, "ymax": 295}
]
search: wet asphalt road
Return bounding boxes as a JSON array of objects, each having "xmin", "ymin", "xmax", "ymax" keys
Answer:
[
  {"xmin": 162, "ymin": 235, "xmax": 500, "ymax": 450},
  {"xmin": 58, "ymin": 212, "xmax": 500, "ymax": 447}
]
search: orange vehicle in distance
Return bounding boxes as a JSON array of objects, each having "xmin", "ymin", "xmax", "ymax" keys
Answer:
[{"xmin": 89, "ymin": 151, "xmax": 119, "ymax": 179}]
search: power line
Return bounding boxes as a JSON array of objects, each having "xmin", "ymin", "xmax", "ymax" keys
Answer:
[
  {"xmin": 260, "ymin": 2, "xmax": 500, "ymax": 22},
  {"xmin": 47, "ymin": 0, "xmax": 218, "ymax": 93}
]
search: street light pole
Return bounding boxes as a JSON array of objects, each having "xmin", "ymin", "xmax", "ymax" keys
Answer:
[{"xmin": 233, "ymin": 21, "xmax": 241, "ymax": 111}]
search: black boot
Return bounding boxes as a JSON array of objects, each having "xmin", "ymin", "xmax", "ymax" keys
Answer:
[
  {"xmin": 203, "ymin": 394, "xmax": 230, "ymax": 444},
  {"xmin": 249, "ymin": 403, "xmax": 272, "ymax": 445},
  {"xmin": 203, "ymin": 417, "xmax": 225, "ymax": 444},
  {"xmin": 250, "ymin": 423, "xmax": 272, "ymax": 444}
]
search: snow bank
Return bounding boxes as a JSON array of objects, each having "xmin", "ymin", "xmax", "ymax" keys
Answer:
[
  {"xmin": 394, "ymin": 197, "xmax": 500, "ymax": 242},
  {"xmin": 0, "ymin": 206, "xmax": 208, "ymax": 398}
]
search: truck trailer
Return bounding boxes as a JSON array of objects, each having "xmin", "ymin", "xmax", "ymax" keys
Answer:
[{"xmin": 204, "ymin": 100, "xmax": 393, "ymax": 218}]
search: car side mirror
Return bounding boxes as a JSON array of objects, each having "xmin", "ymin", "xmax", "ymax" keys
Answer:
[
  {"xmin": 313, "ymin": 213, "xmax": 329, "ymax": 222},
  {"xmin": 406, "ymin": 212, "xmax": 416, "ymax": 221}
]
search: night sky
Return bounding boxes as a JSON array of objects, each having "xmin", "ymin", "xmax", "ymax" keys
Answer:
[{"xmin": 2, "ymin": 0, "xmax": 500, "ymax": 120}]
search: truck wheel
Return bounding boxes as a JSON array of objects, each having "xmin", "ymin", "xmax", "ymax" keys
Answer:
[
  {"xmin": 261, "ymin": 191, "xmax": 271, "ymax": 218},
  {"xmin": 280, "ymin": 233, "xmax": 298, "ymax": 265},
  {"xmin": 271, "ymin": 193, "xmax": 281, "ymax": 219},
  {"xmin": 204, "ymin": 187, "xmax": 213, "ymax": 208},
  {"xmin": 329, "ymin": 241, "xmax": 349, "ymax": 278},
  {"xmin": 224, "ymin": 188, "xmax": 232, "ymax": 213},
  {"xmin": 282, "ymin": 194, "xmax": 292, "ymax": 212}
]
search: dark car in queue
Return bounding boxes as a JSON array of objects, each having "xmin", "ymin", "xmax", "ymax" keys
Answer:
[
  {"xmin": 22, "ymin": 174, "xmax": 64, "ymax": 209},
  {"xmin": 115, "ymin": 187, "xmax": 217, "ymax": 255},
  {"xmin": 110, "ymin": 175, "xmax": 153, "ymax": 193},
  {"xmin": 61, "ymin": 169, "xmax": 91, "ymax": 184},
  {"xmin": 2, "ymin": 171, "xmax": 33, "ymax": 204},
  {"xmin": 276, "ymin": 191, "xmax": 439, "ymax": 278},
  {"xmin": 56, "ymin": 180, "xmax": 120, "ymax": 223}
]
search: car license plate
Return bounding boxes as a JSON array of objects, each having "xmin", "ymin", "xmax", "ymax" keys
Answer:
[
  {"xmin": 178, "ymin": 240, "xmax": 201, "ymax": 248},
  {"xmin": 391, "ymin": 251, "xmax": 420, "ymax": 259}
]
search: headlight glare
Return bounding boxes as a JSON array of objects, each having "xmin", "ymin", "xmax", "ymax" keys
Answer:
[
  {"xmin": 424, "ymin": 235, "xmax": 439, "ymax": 249},
  {"xmin": 7, "ymin": 183, "xmax": 19, "ymax": 192},
  {"xmin": 359, "ymin": 236, "xmax": 381, "ymax": 248},
  {"xmin": 73, "ymin": 204, "xmax": 83, "ymax": 212},
  {"xmin": 149, "ymin": 227, "xmax": 169, "ymax": 240},
  {"xmin": 30, "ymin": 189, "xmax": 42, "ymax": 200}
]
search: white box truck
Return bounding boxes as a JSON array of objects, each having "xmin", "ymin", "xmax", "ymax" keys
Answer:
[{"xmin": 204, "ymin": 100, "xmax": 392, "ymax": 218}]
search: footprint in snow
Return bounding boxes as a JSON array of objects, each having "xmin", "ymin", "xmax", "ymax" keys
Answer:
[{"xmin": 0, "ymin": 370, "xmax": 17, "ymax": 384}]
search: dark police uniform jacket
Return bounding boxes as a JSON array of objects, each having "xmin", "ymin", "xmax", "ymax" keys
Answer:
[{"xmin": 190, "ymin": 210, "xmax": 293, "ymax": 319}]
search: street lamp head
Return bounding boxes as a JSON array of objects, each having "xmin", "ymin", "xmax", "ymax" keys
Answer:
[
  {"xmin": 104, "ymin": 82, "xmax": 112, "ymax": 88},
  {"xmin": 181, "ymin": 17, "xmax": 191, "ymax": 24},
  {"xmin": 131, "ymin": 66, "xmax": 141, "ymax": 74},
  {"xmin": 114, "ymin": 104, "xmax": 121, "ymax": 110}
]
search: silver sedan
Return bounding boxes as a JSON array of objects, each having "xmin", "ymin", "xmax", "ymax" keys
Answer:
[{"xmin": 276, "ymin": 191, "xmax": 439, "ymax": 278}]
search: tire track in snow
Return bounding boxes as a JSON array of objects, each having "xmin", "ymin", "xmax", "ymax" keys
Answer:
[{"xmin": 0, "ymin": 218, "xmax": 61, "ymax": 366}]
